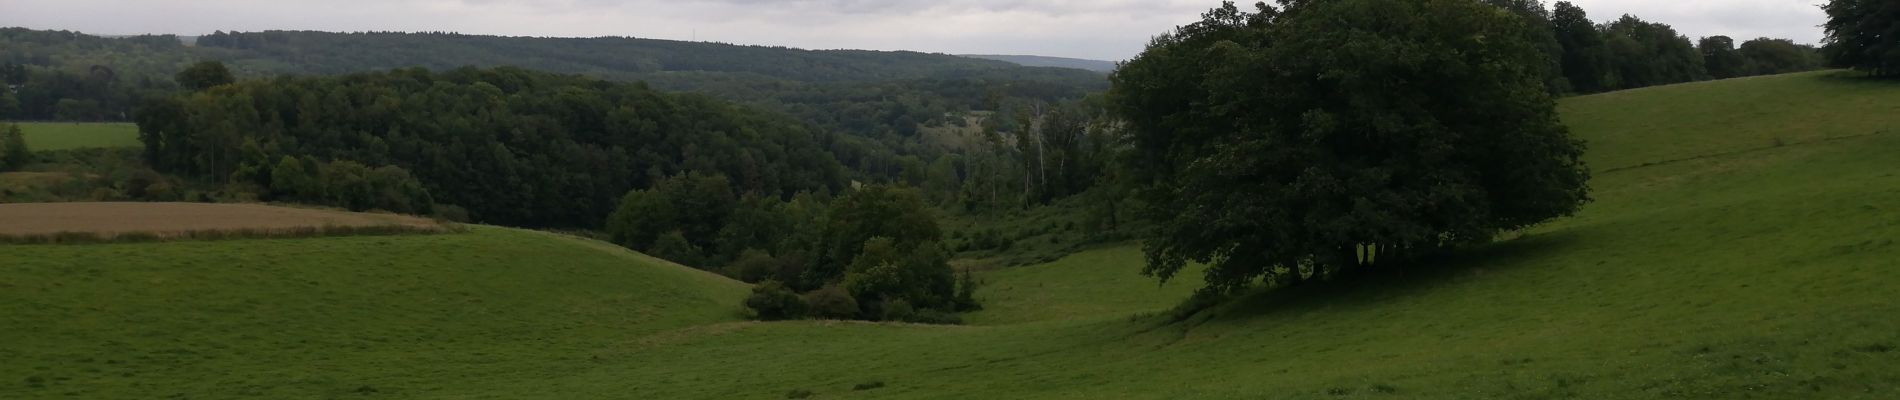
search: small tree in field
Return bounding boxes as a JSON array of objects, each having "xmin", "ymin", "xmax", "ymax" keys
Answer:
[
  {"xmin": 1108, "ymin": 0, "xmax": 1591, "ymax": 294},
  {"xmin": 1, "ymin": 124, "xmax": 29, "ymax": 171}
]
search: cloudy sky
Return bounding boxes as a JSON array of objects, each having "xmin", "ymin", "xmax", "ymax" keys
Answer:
[{"xmin": 5, "ymin": 0, "xmax": 1828, "ymax": 61}]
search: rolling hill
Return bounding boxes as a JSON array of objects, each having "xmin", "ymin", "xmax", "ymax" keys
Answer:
[
  {"xmin": 3, "ymin": 71, "xmax": 1897, "ymax": 399},
  {"xmin": 961, "ymin": 54, "xmax": 1118, "ymax": 73}
]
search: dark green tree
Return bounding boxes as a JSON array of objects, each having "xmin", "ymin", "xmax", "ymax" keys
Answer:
[
  {"xmin": 174, "ymin": 61, "xmax": 234, "ymax": 91},
  {"xmin": 1740, "ymin": 38, "xmax": 1824, "ymax": 76},
  {"xmin": 1602, "ymin": 15, "xmax": 1707, "ymax": 89},
  {"xmin": 1699, "ymin": 36, "xmax": 1748, "ymax": 79},
  {"xmin": 648, "ymin": 230, "xmax": 706, "ymax": 267},
  {"xmin": 1486, "ymin": 0, "xmax": 1570, "ymax": 94},
  {"xmin": 1, "ymin": 124, "xmax": 28, "ymax": 171},
  {"xmin": 743, "ymin": 280, "xmax": 808, "ymax": 321},
  {"xmin": 808, "ymin": 185, "xmax": 942, "ymax": 288},
  {"xmin": 1551, "ymin": 2, "xmax": 1611, "ymax": 93},
  {"xmin": 1109, "ymin": 0, "xmax": 1591, "ymax": 293},
  {"xmin": 1822, "ymin": 0, "xmax": 1900, "ymax": 77}
]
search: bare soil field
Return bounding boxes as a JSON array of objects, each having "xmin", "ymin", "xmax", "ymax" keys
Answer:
[{"xmin": 0, "ymin": 202, "xmax": 443, "ymax": 239}]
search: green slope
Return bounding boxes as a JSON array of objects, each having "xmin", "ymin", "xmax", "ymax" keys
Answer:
[
  {"xmin": 558, "ymin": 71, "xmax": 1900, "ymax": 398},
  {"xmin": 5, "ymin": 71, "xmax": 1900, "ymax": 399},
  {"xmin": 10, "ymin": 122, "xmax": 141, "ymax": 150},
  {"xmin": 0, "ymin": 227, "xmax": 748, "ymax": 398}
]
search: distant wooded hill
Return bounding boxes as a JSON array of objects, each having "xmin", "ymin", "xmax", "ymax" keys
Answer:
[
  {"xmin": 961, "ymin": 54, "xmax": 1118, "ymax": 73},
  {"xmin": 1, "ymin": 28, "xmax": 1108, "ymax": 183}
]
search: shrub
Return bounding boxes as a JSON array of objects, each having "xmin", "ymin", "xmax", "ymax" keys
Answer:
[
  {"xmin": 784, "ymin": 389, "xmax": 814, "ymax": 399},
  {"xmin": 724, "ymin": 248, "xmax": 780, "ymax": 283},
  {"xmin": 953, "ymin": 268, "xmax": 982, "ymax": 312},
  {"xmin": 647, "ymin": 230, "xmax": 706, "ymax": 268},
  {"xmin": 743, "ymin": 280, "xmax": 807, "ymax": 321},
  {"xmin": 803, "ymin": 285, "xmax": 859, "ymax": 320},
  {"xmin": 852, "ymin": 381, "xmax": 886, "ymax": 391},
  {"xmin": 430, "ymin": 204, "xmax": 471, "ymax": 223},
  {"xmin": 878, "ymin": 298, "xmax": 916, "ymax": 322}
]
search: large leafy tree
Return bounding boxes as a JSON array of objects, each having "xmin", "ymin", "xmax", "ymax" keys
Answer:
[
  {"xmin": 1485, "ymin": 0, "xmax": 1570, "ymax": 94},
  {"xmin": 1822, "ymin": 0, "xmax": 1900, "ymax": 77},
  {"xmin": 1109, "ymin": 0, "xmax": 1590, "ymax": 293}
]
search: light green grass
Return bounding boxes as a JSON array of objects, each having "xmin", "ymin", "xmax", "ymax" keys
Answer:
[
  {"xmin": 6, "ymin": 71, "xmax": 1900, "ymax": 398},
  {"xmin": 9, "ymin": 122, "xmax": 141, "ymax": 150}
]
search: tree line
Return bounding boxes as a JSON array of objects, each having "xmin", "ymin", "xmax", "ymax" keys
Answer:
[
  {"xmin": 136, "ymin": 66, "xmax": 846, "ymax": 227},
  {"xmin": 1495, "ymin": 0, "xmax": 1825, "ymax": 95},
  {"xmin": 1822, "ymin": 0, "xmax": 1900, "ymax": 77}
]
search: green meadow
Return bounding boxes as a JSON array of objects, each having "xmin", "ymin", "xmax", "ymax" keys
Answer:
[
  {"xmin": 3, "ymin": 71, "xmax": 1899, "ymax": 399},
  {"xmin": 9, "ymin": 122, "xmax": 141, "ymax": 150}
]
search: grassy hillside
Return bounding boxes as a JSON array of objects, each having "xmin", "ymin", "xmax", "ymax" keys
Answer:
[
  {"xmin": 0, "ymin": 227, "xmax": 747, "ymax": 398},
  {"xmin": 561, "ymin": 71, "xmax": 1900, "ymax": 398},
  {"xmin": 11, "ymin": 122, "xmax": 140, "ymax": 150},
  {"xmin": 4, "ymin": 71, "xmax": 1898, "ymax": 399}
]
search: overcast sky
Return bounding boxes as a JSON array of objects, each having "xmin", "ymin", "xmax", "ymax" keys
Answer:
[{"xmin": 4, "ymin": 0, "xmax": 1828, "ymax": 61}]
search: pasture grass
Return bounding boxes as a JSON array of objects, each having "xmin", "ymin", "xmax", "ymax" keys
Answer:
[
  {"xmin": 5, "ymin": 71, "xmax": 1900, "ymax": 398},
  {"xmin": 0, "ymin": 227, "xmax": 748, "ymax": 398},
  {"xmin": 9, "ymin": 122, "xmax": 142, "ymax": 150}
]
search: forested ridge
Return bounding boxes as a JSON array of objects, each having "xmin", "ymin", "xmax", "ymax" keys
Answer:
[{"xmin": 137, "ymin": 67, "xmax": 845, "ymax": 227}]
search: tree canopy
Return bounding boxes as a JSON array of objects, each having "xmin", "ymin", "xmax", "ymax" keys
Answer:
[
  {"xmin": 1109, "ymin": 0, "xmax": 1591, "ymax": 293},
  {"xmin": 1822, "ymin": 0, "xmax": 1900, "ymax": 77},
  {"xmin": 136, "ymin": 66, "xmax": 846, "ymax": 227},
  {"xmin": 174, "ymin": 61, "xmax": 234, "ymax": 91}
]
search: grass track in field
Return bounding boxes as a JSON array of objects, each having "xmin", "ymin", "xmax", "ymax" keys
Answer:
[{"xmin": 8, "ymin": 122, "xmax": 141, "ymax": 150}]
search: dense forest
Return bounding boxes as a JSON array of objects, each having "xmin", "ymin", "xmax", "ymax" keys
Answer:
[{"xmin": 138, "ymin": 67, "xmax": 845, "ymax": 227}]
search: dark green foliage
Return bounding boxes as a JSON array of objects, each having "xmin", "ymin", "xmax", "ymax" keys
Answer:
[
  {"xmin": 138, "ymin": 67, "xmax": 845, "ymax": 227},
  {"xmin": 1485, "ymin": 0, "xmax": 1570, "ymax": 94},
  {"xmin": 5, "ymin": 28, "xmax": 1107, "ymax": 187},
  {"xmin": 1739, "ymin": 38, "xmax": 1825, "ymax": 76},
  {"xmin": 1822, "ymin": 0, "xmax": 1900, "ymax": 77},
  {"xmin": 1601, "ymin": 15, "xmax": 1708, "ymax": 89},
  {"xmin": 1110, "ymin": 0, "xmax": 1590, "ymax": 293},
  {"xmin": 174, "ymin": 61, "xmax": 234, "ymax": 91},
  {"xmin": 743, "ymin": 280, "xmax": 807, "ymax": 321},
  {"xmin": 810, "ymin": 185, "xmax": 942, "ymax": 288},
  {"xmin": 1700, "ymin": 36, "xmax": 1748, "ymax": 79},
  {"xmin": 843, "ymin": 238, "xmax": 957, "ymax": 319},
  {"xmin": 1552, "ymin": 2, "xmax": 1612, "ymax": 93},
  {"xmin": 1, "ymin": 124, "xmax": 28, "ymax": 171},
  {"xmin": 784, "ymin": 389, "xmax": 815, "ymax": 399},
  {"xmin": 725, "ymin": 249, "xmax": 782, "ymax": 283},
  {"xmin": 877, "ymin": 298, "xmax": 917, "ymax": 322},
  {"xmin": 604, "ymin": 172, "xmax": 739, "ymax": 263},
  {"xmin": 801, "ymin": 285, "xmax": 860, "ymax": 320},
  {"xmin": 851, "ymin": 381, "xmax": 886, "ymax": 391},
  {"xmin": 648, "ymin": 231, "xmax": 706, "ymax": 268},
  {"xmin": 953, "ymin": 268, "xmax": 982, "ymax": 312},
  {"xmin": 727, "ymin": 185, "xmax": 969, "ymax": 322}
]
